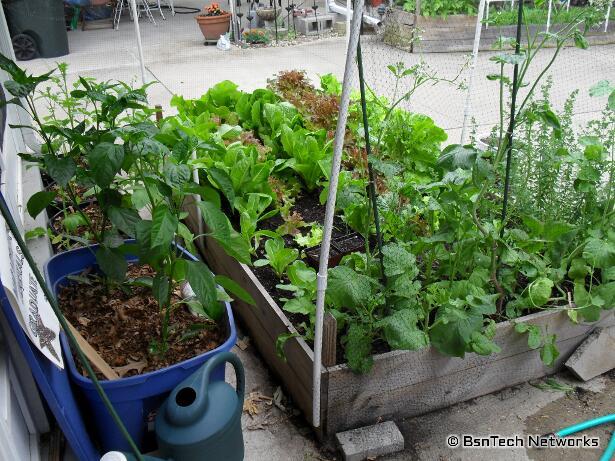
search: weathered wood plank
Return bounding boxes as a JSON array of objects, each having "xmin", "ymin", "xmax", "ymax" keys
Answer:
[
  {"xmin": 325, "ymin": 333, "xmax": 591, "ymax": 434},
  {"xmin": 322, "ymin": 312, "xmax": 337, "ymax": 368},
  {"xmin": 326, "ymin": 310, "xmax": 615, "ymax": 397}
]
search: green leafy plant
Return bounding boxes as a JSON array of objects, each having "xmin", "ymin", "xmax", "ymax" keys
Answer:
[
  {"xmin": 243, "ymin": 28, "xmax": 270, "ymax": 44},
  {"xmin": 254, "ymin": 237, "xmax": 299, "ymax": 278},
  {"xmin": 293, "ymin": 223, "xmax": 323, "ymax": 248}
]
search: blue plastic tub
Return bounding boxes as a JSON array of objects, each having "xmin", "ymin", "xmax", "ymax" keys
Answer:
[{"xmin": 44, "ymin": 244, "xmax": 237, "ymax": 453}]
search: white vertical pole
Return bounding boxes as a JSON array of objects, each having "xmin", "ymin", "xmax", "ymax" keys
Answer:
[
  {"xmin": 129, "ymin": 0, "xmax": 147, "ymax": 85},
  {"xmin": 605, "ymin": 3, "xmax": 611, "ymax": 33},
  {"xmin": 460, "ymin": 0, "xmax": 486, "ymax": 145},
  {"xmin": 346, "ymin": 0, "xmax": 352, "ymax": 47},
  {"xmin": 312, "ymin": 0, "xmax": 364, "ymax": 429},
  {"xmin": 546, "ymin": 0, "xmax": 552, "ymax": 33},
  {"xmin": 229, "ymin": 0, "xmax": 238, "ymax": 43}
]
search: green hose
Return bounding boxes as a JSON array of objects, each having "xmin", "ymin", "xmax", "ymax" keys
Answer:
[
  {"xmin": 556, "ymin": 414, "xmax": 615, "ymax": 437},
  {"xmin": 554, "ymin": 414, "xmax": 615, "ymax": 461},
  {"xmin": 600, "ymin": 431, "xmax": 615, "ymax": 461}
]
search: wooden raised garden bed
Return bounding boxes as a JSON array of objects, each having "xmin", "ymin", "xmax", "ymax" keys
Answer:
[
  {"xmin": 384, "ymin": 12, "xmax": 615, "ymax": 53},
  {"xmin": 185, "ymin": 198, "xmax": 615, "ymax": 437}
]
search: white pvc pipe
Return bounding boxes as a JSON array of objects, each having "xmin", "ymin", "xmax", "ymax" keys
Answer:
[
  {"xmin": 605, "ymin": 4, "xmax": 611, "ymax": 33},
  {"xmin": 346, "ymin": 0, "xmax": 351, "ymax": 47},
  {"xmin": 129, "ymin": 0, "xmax": 147, "ymax": 85},
  {"xmin": 228, "ymin": 0, "xmax": 238, "ymax": 43},
  {"xmin": 191, "ymin": 151, "xmax": 204, "ymax": 240},
  {"xmin": 460, "ymin": 0, "xmax": 486, "ymax": 144},
  {"xmin": 328, "ymin": 0, "xmax": 380, "ymax": 27},
  {"xmin": 312, "ymin": 0, "xmax": 364, "ymax": 429},
  {"xmin": 546, "ymin": 0, "xmax": 553, "ymax": 33}
]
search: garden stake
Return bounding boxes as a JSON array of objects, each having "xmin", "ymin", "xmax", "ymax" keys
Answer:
[
  {"xmin": 500, "ymin": 0, "xmax": 523, "ymax": 236},
  {"xmin": 0, "ymin": 192, "xmax": 144, "ymax": 461},
  {"xmin": 237, "ymin": 0, "xmax": 244, "ymax": 44},
  {"xmin": 273, "ymin": 0, "xmax": 279, "ymax": 43},
  {"xmin": 313, "ymin": 0, "xmax": 319, "ymax": 37},
  {"xmin": 356, "ymin": 25, "xmax": 386, "ymax": 284},
  {"xmin": 285, "ymin": 0, "xmax": 292, "ymax": 33},
  {"xmin": 312, "ymin": 0, "xmax": 364, "ymax": 428}
]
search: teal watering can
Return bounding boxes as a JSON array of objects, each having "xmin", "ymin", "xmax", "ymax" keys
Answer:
[
  {"xmin": 156, "ymin": 351, "xmax": 245, "ymax": 460},
  {"xmin": 102, "ymin": 352, "xmax": 245, "ymax": 461}
]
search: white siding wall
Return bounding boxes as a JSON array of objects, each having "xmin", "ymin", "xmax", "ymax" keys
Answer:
[{"xmin": 0, "ymin": 5, "xmax": 48, "ymax": 461}]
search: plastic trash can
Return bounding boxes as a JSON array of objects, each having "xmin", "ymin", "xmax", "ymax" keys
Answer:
[{"xmin": 3, "ymin": 0, "xmax": 69, "ymax": 60}]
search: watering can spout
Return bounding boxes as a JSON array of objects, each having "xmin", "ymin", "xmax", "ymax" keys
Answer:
[{"xmin": 156, "ymin": 352, "xmax": 245, "ymax": 461}]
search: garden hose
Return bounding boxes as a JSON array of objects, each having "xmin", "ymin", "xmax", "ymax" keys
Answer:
[
  {"xmin": 0, "ymin": 193, "xmax": 144, "ymax": 461},
  {"xmin": 546, "ymin": 414, "xmax": 615, "ymax": 461}
]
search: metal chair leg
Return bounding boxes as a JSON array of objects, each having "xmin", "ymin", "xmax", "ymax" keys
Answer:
[
  {"xmin": 113, "ymin": 0, "xmax": 125, "ymax": 29},
  {"xmin": 156, "ymin": 0, "xmax": 166, "ymax": 20}
]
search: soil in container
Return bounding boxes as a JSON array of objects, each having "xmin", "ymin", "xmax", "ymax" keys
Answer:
[
  {"xmin": 305, "ymin": 245, "xmax": 343, "ymax": 269},
  {"xmin": 333, "ymin": 233, "xmax": 365, "ymax": 254},
  {"xmin": 58, "ymin": 264, "xmax": 225, "ymax": 378},
  {"xmin": 48, "ymin": 201, "xmax": 111, "ymax": 251}
]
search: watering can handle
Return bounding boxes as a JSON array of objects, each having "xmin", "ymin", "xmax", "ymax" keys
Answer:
[
  {"xmin": 207, "ymin": 351, "xmax": 245, "ymax": 405},
  {"xmin": 166, "ymin": 351, "xmax": 245, "ymax": 426}
]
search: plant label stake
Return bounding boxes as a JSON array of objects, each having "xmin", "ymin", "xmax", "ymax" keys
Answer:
[{"xmin": 0, "ymin": 214, "xmax": 63, "ymax": 368}]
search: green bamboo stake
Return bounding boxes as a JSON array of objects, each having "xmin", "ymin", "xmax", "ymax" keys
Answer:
[
  {"xmin": 0, "ymin": 192, "xmax": 144, "ymax": 461},
  {"xmin": 500, "ymin": 0, "xmax": 524, "ymax": 234},
  {"xmin": 356, "ymin": 21, "xmax": 386, "ymax": 284}
]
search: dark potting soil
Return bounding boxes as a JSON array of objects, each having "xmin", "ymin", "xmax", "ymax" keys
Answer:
[
  {"xmin": 259, "ymin": 192, "xmax": 352, "ymax": 243},
  {"xmin": 50, "ymin": 202, "xmax": 104, "ymax": 236},
  {"xmin": 250, "ymin": 191, "xmax": 384, "ymax": 365},
  {"xmin": 334, "ymin": 233, "xmax": 365, "ymax": 254},
  {"xmin": 58, "ymin": 264, "xmax": 225, "ymax": 378}
]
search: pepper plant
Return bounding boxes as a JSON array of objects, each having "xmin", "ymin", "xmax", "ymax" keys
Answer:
[{"xmin": 0, "ymin": 55, "xmax": 254, "ymax": 354}]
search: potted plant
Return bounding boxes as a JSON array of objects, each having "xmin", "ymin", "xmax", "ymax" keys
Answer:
[
  {"xmin": 0, "ymin": 55, "xmax": 253, "ymax": 452},
  {"xmin": 195, "ymin": 3, "xmax": 231, "ymax": 41}
]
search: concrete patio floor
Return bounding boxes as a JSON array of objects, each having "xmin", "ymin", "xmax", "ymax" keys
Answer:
[{"xmin": 19, "ymin": 7, "xmax": 615, "ymax": 461}]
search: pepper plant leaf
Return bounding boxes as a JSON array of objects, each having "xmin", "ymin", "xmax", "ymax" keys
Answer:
[
  {"xmin": 88, "ymin": 142, "xmax": 125, "ymax": 187},
  {"xmin": 151, "ymin": 204, "xmax": 178, "ymax": 250},
  {"xmin": 26, "ymin": 191, "xmax": 56, "ymax": 219},
  {"xmin": 185, "ymin": 260, "xmax": 221, "ymax": 320},
  {"xmin": 95, "ymin": 246, "xmax": 127, "ymax": 282},
  {"xmin": 108, "ymin": 206, "xmax": 141, "ymax": 237},
  {"xmin": 214, "ymin": 274, "xmax": 256, "ymax": 306},
  {"xmin": 45, "ymin": 155, "xmax": 76, "ymax": 187}
]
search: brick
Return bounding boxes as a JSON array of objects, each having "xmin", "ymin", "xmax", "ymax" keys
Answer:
[
  {"xmin": 565, "ymin": 326, "xmax": 615, "ymax": 381},
  {"xmin": 335, "ymin": 421, "xmax": 404, "ymax": 461}
]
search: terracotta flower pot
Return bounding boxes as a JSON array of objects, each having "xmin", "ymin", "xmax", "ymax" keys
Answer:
[{"xmin": 195, "ymin": 12, "xmax": 231, "ymax": 41}]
